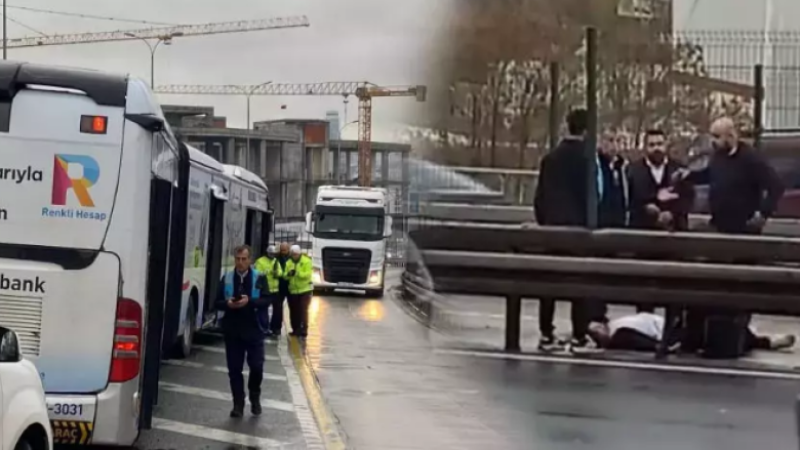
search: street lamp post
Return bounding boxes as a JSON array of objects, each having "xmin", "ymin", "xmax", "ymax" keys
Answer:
[
  {"xmin": 244, "ymin": 81, "xmax": 273, "ymax": 168},
  {"xmin": 125, "ymin": 32, "xmax": 184, "ymax": 87},
  {"xmin": 337, "ymin": 120, "xmax": 358, "ymax": 183}
]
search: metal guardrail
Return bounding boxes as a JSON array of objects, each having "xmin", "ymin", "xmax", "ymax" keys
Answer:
[
  {"xmin": 412, "ymin": 202, "xmax": 800, "ymax": 236},
  {"xmin": 403, "ymin": 223, "xmax": 800, "ymax": 353}
]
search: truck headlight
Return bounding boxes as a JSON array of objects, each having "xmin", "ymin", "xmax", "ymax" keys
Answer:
[
  {"xmin": 368, "ymin": 270, "xmax": 382, "ymax": 286},
  {"xmin": 312, "ymin": 269, "xmax": 322, "ymax": 284}
]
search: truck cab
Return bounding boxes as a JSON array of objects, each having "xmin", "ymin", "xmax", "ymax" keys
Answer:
[{"xmin": 304, "ymin": 186, "xmax": 393, "ymax": 297}]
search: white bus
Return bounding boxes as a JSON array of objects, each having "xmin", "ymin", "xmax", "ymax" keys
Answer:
[{"xmin": 0, "ymin": 62, "xmax": 271, "ymax": 446}]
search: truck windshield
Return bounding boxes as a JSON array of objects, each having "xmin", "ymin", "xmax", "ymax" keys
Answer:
[{"xmin": 314, "ymin": 213, "xmax": 383, "ymax": 241}]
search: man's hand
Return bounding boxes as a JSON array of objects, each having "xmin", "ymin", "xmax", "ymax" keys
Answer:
[
  {"xmin": 238, "ymin": 295, "xmax": 249, "ymax": 306},
  {"xmin": 747, "ymin": 212, "xmax": 766, "ymax": 232},
  {"xmin": 645, "ymin": 204, "xmax": 661, "ymax": 216},
  {"xmin": 657, "ymin": 211, "xmax": 674, "ymax": 228},
  {"xmin": 288, "ymin": 270, "xmax": 296, "ymax": 277},
  {"xmin": 656, "ymin": 188, "xmax": 680, "ymax": 203},
  {"xmin": 226, "ymin": 297, "xmax": 240, "ymax": 309}
]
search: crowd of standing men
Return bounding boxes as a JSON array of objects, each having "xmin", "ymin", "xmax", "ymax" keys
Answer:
[
  {"xmin": 534, "ymin": 108, "xmax": 787, "ymax": 357},
  {"xmin": 214, "ymin": 242, "xmax": 314, "ymax": 418}
]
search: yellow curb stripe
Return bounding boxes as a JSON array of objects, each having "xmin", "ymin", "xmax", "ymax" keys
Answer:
[{"xmin": 284, "ymin": 304, "xmax": 347, "ymax": 450}]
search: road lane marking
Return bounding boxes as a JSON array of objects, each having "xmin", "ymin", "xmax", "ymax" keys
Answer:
[
  {"xmin": 278, "ymin": 338, "xmax": 325, "ymax": 450},
  {"xmin": 162, "ymin": 359, "xmax": 288, "ymax": 381},
  {"xmin": 193, "ymin": 344, "xmax": 280, "ymax": 361},
  {"xmin": 436, "ymin": 349, "xmax": 800, "ymax": 380},
  {"xmin": 153, "ymin": 418, "xmax": 286, "ymax": 449},
  {"xmin": 158, "ymin": 382, "xmax": 295, "ymax": 412},
  {"xmin": 284, "ymin": 313, "xmax": 347, "ymax": 450}
]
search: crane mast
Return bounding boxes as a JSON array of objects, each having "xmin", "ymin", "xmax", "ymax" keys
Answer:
[{"xmin": 155, "ymin": 82, "xmax": 426, "ymax": 186}]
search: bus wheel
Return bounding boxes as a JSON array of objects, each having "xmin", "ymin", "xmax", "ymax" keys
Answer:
[{"xmin": 175, "ymin": 299, "xmax": 196, "ymax": 359}]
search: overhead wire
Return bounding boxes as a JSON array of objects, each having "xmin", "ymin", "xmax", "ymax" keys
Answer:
[
  {"xmin": 5, "ymin": 5, "xmax": 177, "ymax": 27},
  {"xmin": 0, "ymin": 14, "xmax": 47, "ymax": 36}
]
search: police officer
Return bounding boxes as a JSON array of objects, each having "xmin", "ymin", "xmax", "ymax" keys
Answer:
[
  {"xmin": 285, "ymin": 245, "xmax": 313, "ymax": 337},
  {"xmin": 215, "ymin": 245, "xmax": 269, "ymax": 417},
  {"xmin": 254, "ymin": 245, "xmax": 284, "ymax": 339}
]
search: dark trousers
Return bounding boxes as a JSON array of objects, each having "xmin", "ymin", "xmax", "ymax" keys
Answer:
[
  {"xmin": 609, "ymin": 328, "xmax": 659, "ymax": 352},
  {"xmin": 224, "ymin": 334, "xmax": 265, "ymax": 405},
  {"xmin": 289, "ymin": 292, "xmax": 312, "ymax": 336},
  {"xmin": 539, "ymin": 298, "xmax": 589, "ymax": 340},
  {"xmin": 268, "ymin": 292, "xmax": 287, "ymax": 333}
]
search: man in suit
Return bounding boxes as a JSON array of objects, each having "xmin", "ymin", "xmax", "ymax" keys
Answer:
[
  {"xmin": 626, "ymin": 129, "xmax": 695, "ymax": 321},
  {"xmin": 627, "ymin": 129, "xmax": 694, "ymax": 233},
  {"xmin": 533, "ymin": 108, "xmax": 594, "ymax": 352}
]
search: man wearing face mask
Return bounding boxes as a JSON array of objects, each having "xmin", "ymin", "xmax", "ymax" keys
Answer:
[{"xmin": 627, "ymin": 129, "xmax": 694, "ymax": 234}]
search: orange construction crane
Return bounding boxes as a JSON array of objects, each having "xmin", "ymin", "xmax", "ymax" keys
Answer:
[
  {"xmin": 154, "ymin": 82, "xmax": 427, "ymax": 186},
  {"xmin": 5, "ymin": 16, "xmax": 310, "ymax": 48}
]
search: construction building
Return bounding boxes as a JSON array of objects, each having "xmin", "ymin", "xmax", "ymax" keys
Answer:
[{"xmin": 163, "ymin": 105, "xmax": 411, "ymax": 219}]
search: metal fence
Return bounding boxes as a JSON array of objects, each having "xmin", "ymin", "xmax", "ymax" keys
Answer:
[{"xmin": 444, "ymin": 29, "xmax": 800, "ymax": 169}]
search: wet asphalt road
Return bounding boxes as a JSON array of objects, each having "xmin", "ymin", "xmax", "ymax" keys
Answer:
[
  {"xmin": 96, "ymin": 268, "xmax": 800, "ymax": 449},
  {"xmin": 296, "ymin": 270, "xmax": 800, "ymax": 450},
  {"xmin": 130, "ymin": 331, "xmax": 316, "ymax": 450}
]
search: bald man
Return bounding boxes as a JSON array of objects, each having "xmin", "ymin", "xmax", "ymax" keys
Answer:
[
  {"xmin": 681, "ymin": 117, "xmax": 783, "ymax": 234},
  {"xmin": 678, "ymin": 117, "xmax": 784, "ymax": 358}
]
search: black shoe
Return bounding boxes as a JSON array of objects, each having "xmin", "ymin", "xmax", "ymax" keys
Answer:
[
  {"xmin": 251, "ymin": 401, "xmax": 262, "ymax": 416},
  {"xmin": 538, "ymin": 335, "xmax": 564, "ymax": 352},
  {"xmin": 230, "ymin": 403, "xmax": 244, "ymax": 418}
]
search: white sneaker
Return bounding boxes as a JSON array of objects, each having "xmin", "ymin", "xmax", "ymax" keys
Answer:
[{"xmin": 770, "ymin": 334, "xmax": 796, "ymax": 351}]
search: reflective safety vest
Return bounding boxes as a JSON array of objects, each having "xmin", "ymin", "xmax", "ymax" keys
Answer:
[
  {"xmin": 285, "ymin": 254, "xmax": 313, "ymax": 295},
  {"xmin": 223, "ymin": 268, "xmax": 262, "ymax": 301},
  {"xmin": 254, "ymin": 256, "xmax": 282, "ymax": 293}
]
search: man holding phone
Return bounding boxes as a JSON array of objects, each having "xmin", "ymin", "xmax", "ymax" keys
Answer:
[{"xmin": 215, "ymin": 245, "xmax": 270, "ymax": 418}]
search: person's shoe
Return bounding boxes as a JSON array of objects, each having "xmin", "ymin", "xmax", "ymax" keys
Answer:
[
  {"xmin": 251, "ymin": 400, "xmax": 263, "ymax": 416},
  {"xmin": 568, "ymin": 337, "xmax": 601, "ymax": 355},
  {"xmin": 230, "ymin": 403, "xmax": 244, "ymax": 418},
  {"xmin": 537, "ymin": 335, "xmax": 563, "ymax": 352},
  {"xmin": 770, "ymin": 334, "xmax": 796, "ymax": 351}
]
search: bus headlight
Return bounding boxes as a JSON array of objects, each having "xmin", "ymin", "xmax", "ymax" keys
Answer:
[
  {"xmin": 368, "ymin": 270, "xmax": 382, "ymax": 286},
  {"xmin": 312, "ymin": 269, "xmax": 322, "ymax": 284}
]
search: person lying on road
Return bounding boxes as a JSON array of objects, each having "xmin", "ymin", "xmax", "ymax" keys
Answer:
[{"xmin": 587, "ymin": 312, "xmax": 795, "ymax": 354}]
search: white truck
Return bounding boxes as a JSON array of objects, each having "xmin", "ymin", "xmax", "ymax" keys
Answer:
[{"xmin": 304, "ymin": 186, "xmax": 393, "ymax": 297}]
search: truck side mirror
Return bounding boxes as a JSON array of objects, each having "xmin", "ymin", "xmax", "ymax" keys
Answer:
[
  {"xmin": 384, "ymin": 216, "xmax": 393, "ymax": 238},
  {"xmin": 0, "ymin": 327, "xmax": 21, "ymax": 363},
  {"xmin": 304, "ymin": 212, "xmax": 314, "ymax": 233}
]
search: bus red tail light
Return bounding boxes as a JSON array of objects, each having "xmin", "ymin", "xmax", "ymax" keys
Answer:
[{"xmin": 109, "ymin": 297, "xmax": 142, "ymax": 383}]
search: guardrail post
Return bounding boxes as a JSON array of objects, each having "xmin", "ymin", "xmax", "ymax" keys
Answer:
[
  {"xmin": 795, "ymin": 395, "xmax": 800, "ymax": 449},
  {"xmin": 505, "ymin": 295, "xmax": 522, "ymax": 352}
]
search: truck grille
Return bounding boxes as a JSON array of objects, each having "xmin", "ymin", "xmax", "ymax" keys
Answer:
[
  {"xmin": 322, "ymin": 248, "xmax": 371, "ymax": 284},
  {"xmin": 0, "ymin": 295, "xmax": 43, "ymax": 356}
]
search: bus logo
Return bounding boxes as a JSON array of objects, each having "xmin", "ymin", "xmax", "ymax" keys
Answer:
[{"xmin": 52, "ymin": 154, "xmax": 99, "ymax": 207}]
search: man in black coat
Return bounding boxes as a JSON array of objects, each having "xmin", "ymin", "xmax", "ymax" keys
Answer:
[
  {"xmin": 533, "ymin": 108, "xmax": 594, "ymax": 352},
  {"xmin": 597, "ymin": 130, "xmax": 629, "ymax": 228},
  {"xmin": 628, "ymin": 129, "xmax": 694, "ymax": 234},
  {"xmin": 678, "ymin": 117, "xmax": 784, "ymax": 357}
]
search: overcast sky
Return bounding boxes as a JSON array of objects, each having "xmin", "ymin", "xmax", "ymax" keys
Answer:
[
  {"xmin": 7, "ymin": 1, "xmax": 451, "ymax": 141},
  {"xmin": 674, "ymin": 0, "xmax": 800, "ymax": 31}
]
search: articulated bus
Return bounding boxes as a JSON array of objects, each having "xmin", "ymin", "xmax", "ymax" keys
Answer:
[{"xmin": 0, "ymin": 61, "xmax": 271, "ymax": 445}]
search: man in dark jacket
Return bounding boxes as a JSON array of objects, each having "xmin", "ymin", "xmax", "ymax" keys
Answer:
[
  {"xmin": 215, "ymin": 245, "xmax": 270, "ymax": 418},
  {"xmin": 597, "ymin": 130, "xmax": 629, "ymax": 228},
  {"xmin": 628, "ymin": 129, "xmax": 694, "ymax": 233},
  {"xmin": 679, "ymin": 117, "xmax": 785, "ymax": 357},
  {"xmin": 533, "ymin": 108, "xmax": 594, "ymax": 352}
]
